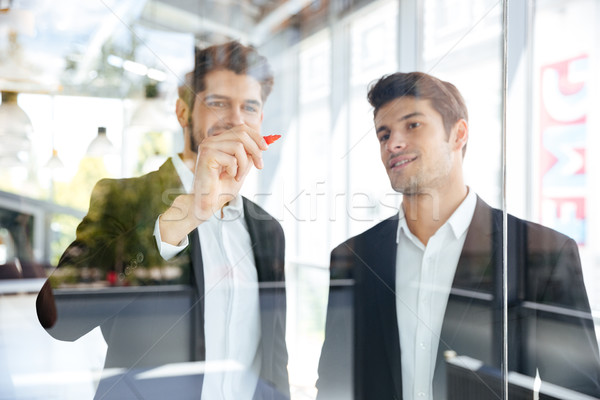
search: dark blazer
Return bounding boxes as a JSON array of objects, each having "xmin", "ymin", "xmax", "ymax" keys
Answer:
[
  {"xmin": 317, "ymin": 197, "xmax": 600, "ymax": 399},
  {"xmin": 37, "ymin": 158, "xmax": 289, "ymax": 399}
]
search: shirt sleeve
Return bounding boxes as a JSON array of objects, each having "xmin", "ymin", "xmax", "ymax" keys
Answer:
[{"xmin": 153, "ymin": 215, "xmax": 189, "ymax": 260}]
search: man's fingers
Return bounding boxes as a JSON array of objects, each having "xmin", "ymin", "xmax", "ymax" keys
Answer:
[
  {"xmin": 200, "ymin": 139, "xmax": 260, "ymax": 175},
  {"xmin": 202, "ymin": 150, "xmax": 239, "ymax": 179},
  {"xmin": 189, "ymin": 124, "xmax": 266, "ymax": 217},
  {"xmin": 227, "ymin": 123, "xmax": 267, "ymax": 151},
  {"xmin": 236, "ymin": 158, "xmax": 254, "ymax": 183},
  {"xmin": 205, "ymin": 125, "xmax": 266, "ymax": 168},
  {"xmin": 230, "ymin": 141, "xmax": 250, "ymax": 181},
  {"xmin": 227, "ymin": 128, "xmax": 265, "ymax": 169}
]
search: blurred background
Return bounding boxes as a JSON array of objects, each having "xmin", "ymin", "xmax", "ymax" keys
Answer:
[{"xmin": 0, "ymin": 0, "xmax": 599, "ymax": 398}]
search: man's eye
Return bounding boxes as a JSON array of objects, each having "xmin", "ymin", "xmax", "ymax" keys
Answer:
[
  {"xmin": 244, "ymin": 105, "xmax": 258, "ymax": 113},
  {"xmin": 207, "ymin": 101, "xmax": 226, "ymax": 108},
  {"xmin": 408, "ymin": 122, "xmax": 421, "ymax": 129},
  {"xmin": 378, "ymin": 133, "xmax": 390, "ymax": 142}
]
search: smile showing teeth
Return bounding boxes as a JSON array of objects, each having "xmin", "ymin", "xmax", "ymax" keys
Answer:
[
  {"xmin": 393, "ymin": 160, "xmax": 410, "ymax": 167},
  {"xmin": 391, "ymin": 157, "xmax": 415, "ymax": 168}
]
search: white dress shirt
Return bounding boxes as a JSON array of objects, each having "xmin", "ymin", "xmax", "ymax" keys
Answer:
[
  {"xmin": 395, "ymin": 189, "xmax": 476, "ymax": 400},
  {"xmin": 153, "ymin": 155, "xmax": 261, "ymax": 400}
]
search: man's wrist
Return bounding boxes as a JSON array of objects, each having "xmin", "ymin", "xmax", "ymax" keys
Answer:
[
  {"xmin": 159, "ymin": 194, "xmax": 209, "ymax": 245},
  {"xmin": 158, "ymin": 213, "xmax": 198, "ymax": 245}
]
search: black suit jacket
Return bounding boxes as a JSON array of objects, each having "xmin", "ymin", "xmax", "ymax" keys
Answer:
[
  {"xmin": 317, "ymin": 197, "xmax": 600, "ymax": 399},
  {"xmin": 38, "ymin": 158, "xmax": 289, "ymax": 399}
]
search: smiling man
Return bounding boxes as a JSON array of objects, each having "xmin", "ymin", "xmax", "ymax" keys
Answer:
[
  {"xmin": 316, "ymin": 72, "xmax": 600, "ymax": 399},
  {"xmin": 37, "ymin": 41, "xmax": 289, "ymax": 400}
]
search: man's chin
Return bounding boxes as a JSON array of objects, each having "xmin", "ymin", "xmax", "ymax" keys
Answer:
[{"xmin": 390, "ymin": 180, "xmax": 419, "ymax": 196}]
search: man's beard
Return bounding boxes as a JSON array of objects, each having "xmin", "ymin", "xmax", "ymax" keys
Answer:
[
  {"xmin": 390, "ymin": 164, "xmax": 452, "ymax": 198},
  {"xmin": 392, "ymin": 175, "xmax": 421, "ymax": 196},
  {"xmin": 188, "ymin": 117, "xmax": 198, "ymax": 153},
  {"xmin": 188, "ymin": 118, "xmax": 233, "ymax": 153}
]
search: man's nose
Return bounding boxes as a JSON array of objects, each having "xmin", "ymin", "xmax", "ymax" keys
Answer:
[
  {"xmin": 385, "ymin": 131, "xmax": 407, "ymax": 153},
  {"xmin": 225, "ymin": 106, "xmax": 244, "ymax": 126}
]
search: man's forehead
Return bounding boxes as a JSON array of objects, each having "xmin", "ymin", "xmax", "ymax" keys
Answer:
[
  {"xmin": 374, "ymin": 96, "xmax": 431, "ymax": 123},
  {"xmin": 203, "ymin": 70, "xmax": 261, "ymax": 93}
]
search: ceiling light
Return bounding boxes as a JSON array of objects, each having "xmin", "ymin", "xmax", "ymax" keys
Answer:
[
  {"xmin": 123, "ymin": 60, "xmax": 148, "ymax": 76},
  {"xmin": 107, "ymin": 55, "xmax": 166, "ymax": 82},
  {"xmin": 44, "ymin": 149, "xmax": 65, "ymax": 170},
  {"xmin": 147, "ymin": 68, "xmax": 166, "ymax": 82},
  {"xmin": 0, "ymin": 91, "xmax": 32, "ymax": 165},
  {"xmin": 86, "ymin": 127, "xmax": 116, "ymax": 157},
  {"xmin": 107, "ymin": 55, "xmax": 124, "ymax": 68}
]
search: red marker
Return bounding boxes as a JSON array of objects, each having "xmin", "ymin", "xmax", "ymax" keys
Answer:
[{"xmin": 263, "ymin": 135, "xmax": 281, "ymax": 145}]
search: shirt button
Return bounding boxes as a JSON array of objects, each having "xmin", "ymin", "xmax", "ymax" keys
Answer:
[
  {"xmin": 418, "ymin": 392, "xmax": 426, "ymax": 397},
  {"xmin": 419, "ymin": 342, "xmax": 426, "ymax": 349}
]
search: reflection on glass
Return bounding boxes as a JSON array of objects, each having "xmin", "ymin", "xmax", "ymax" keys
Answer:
[
  {"xmin": 1, "ymin": 0, "xmax": 598, "ymax": 399},
  {"xmin": 0, "ymin": 206, "xmax": 46, "ymax": 280}
]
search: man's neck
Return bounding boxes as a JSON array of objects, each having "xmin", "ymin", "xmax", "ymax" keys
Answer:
[{"xmin": 402, "ymin": 185, "xmax": 468, "ymax": 246}]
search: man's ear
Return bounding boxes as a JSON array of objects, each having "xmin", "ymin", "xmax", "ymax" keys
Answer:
[
  {"xmin": 175, "ymin": 98, "xmax": 190, "ymax": 128},
  {"xmin": 452, "ymin": 119, "xmax": 468, "ymax": 152}
]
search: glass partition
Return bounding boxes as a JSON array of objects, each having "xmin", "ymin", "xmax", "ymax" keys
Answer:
[{"xmin": 1, "ymin": 0, "xmax": 599, "ymax": 399}]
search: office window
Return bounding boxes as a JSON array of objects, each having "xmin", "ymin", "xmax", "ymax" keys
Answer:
[
  {"xmin": 532, "ymin": 0, "xmax": 600, "ymax": 327},
  {"xmin": 422, "ymin": 0, "xmax": 503, "ymax": 208},
  {"xmin": 347, "ymin": 0, "xmax": 400, "ymax": 236}
]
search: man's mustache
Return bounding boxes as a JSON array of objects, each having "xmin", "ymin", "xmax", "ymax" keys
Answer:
[{"xmin": 207, "ymin": 123, "xmax": 234, "ymax": 136}]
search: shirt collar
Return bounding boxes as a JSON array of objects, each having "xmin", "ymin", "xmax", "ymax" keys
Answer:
[
  {"xmin": 170, "ymin": 154, "xmax": 245, "ymax": 221},
  {"xmin": 446, "ymin": 188, "xmax": 477, "ymax": 239},
  {"xmin": 396, "ymin": 210, "xmax": 421, "ymax": 249},
  {"xmin": 396, "ymin": 187, "xmax": 477, "ymax": 244},
  {"xmin": 222, "ymin": 193, "xmax": 244, "ymax": 221}
]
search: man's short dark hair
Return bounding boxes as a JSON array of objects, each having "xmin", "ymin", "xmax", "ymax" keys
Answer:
[
  {"xmin": 367, "ymin": 71, "xmax": 468, "ymax": 136},
  {"xmin": 185, "ymin": 41, "xmax": 274, "ymax": 105}
]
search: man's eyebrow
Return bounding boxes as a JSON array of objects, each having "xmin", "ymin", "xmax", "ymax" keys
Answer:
[
  {"xmin": 398, "ymin": 111, "xmax": 424, "ymax": 121},
  {"xmin": 375, "ymin": 125, "xmax": 388, "ymax": 134},
  {"xmin": 375, "ymin": 111, "xmax": 424, "ymax": 133},
  {"xmin": 246, "ymin": 99, "xmax": 262, "ymax": 107},
  {"xmin": 203, "ymin": 94, "xmax": 229, "ymax": 102}
]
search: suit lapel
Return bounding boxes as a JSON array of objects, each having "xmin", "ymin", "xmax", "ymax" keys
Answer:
[
  {"xmin": 243, "ymin": 198, "xmax": 272, "ymax": 282},
  {"xmin": 433, "ymin": 198, "xmax": 501, "ymax": 397},
  {"xmin": 452, "ymin": 197, "xmax": 498, "ymax": 294},
  {"xmin": 439, "ymin": 197, "xmax": 499, "ymax": 347},
  {"xmin": 241, "ymin": 198, "xmax": 288, "ymax": 394},
  {"xmin": 370, "ymin": 215, "xmax": 403, "ymax": 398},
  {"xmin": 189, "ymin": 228, "xmax": 206, "ymax": 361}
]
